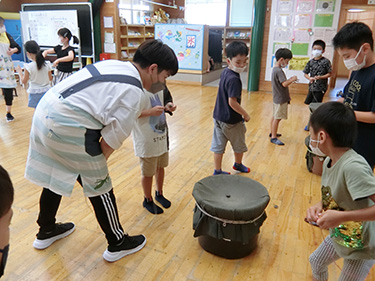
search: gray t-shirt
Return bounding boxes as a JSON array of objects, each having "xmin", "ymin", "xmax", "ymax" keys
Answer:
[
  {"xmin": 271, "ymin": 67, "xmax": 291, "ymax": 104},
  {"xmin": 321, "ymin": 149, "xmax": 375, "ymax": 259}
]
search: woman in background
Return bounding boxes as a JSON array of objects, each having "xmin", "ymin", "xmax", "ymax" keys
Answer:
[{"xmin": 0, "ymin": 16, "xmax": 21, "ymax": 122}]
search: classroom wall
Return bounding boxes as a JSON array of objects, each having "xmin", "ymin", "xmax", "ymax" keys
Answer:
[{"xmin": 0, "ymin": 0, "xmax": 21, "ymax": 13}]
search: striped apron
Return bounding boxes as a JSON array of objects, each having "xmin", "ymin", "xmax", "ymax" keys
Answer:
[{"xmin": 25, "ymin": 64, "xmax": 142, "ymax": 197}]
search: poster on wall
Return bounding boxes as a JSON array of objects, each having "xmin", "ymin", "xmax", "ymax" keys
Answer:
[
  {"xmin": 265, "ymin": 0, "xmax": 341, "ymax": 83},
  {"xmin": 155, "ymin": 24, "xmax": 204, "ymax": 71}
]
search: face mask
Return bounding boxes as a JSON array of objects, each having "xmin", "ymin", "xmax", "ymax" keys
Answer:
[
  {"xmin": 0, "ymin": 26, "xmax": 6, "ymax": 34},
  {"xmin": 149, "ymin": 71, "xmax": 166, "ymax": 93},
  {"xmin": 309, "ymin": 138, "xmax": 326, "ymax": 157},
  {"xmin": 312, "ymin": 49, "xmax": 322, "ymax": 58},
  {"xmin": 231, "ymin": 65, "xmax": 246, "ymax": 73},
  {"xmin": 344, "ymin": 45, "xmax": 366, "ymax": 71},
  {"xmin": 0, "ymin": 244, "xmax": 9, "ymax": 277},
  {"xmin": 280, "ymin": 63, "xmax": 287, "ymax": 68}
]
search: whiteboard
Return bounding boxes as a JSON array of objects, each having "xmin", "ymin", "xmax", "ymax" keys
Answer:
[{"xmin": 20, "ymin": 10, "xmax": 78, "ymax": 48}]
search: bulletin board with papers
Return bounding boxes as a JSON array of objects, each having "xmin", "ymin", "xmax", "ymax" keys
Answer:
[{"xmin": 265, "ymin": 0, "xmax": 342, "ymax": 83}]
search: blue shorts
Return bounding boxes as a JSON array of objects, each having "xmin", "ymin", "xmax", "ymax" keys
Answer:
[
  {"xmin": 210, "ymin": 119, "xmax": 247, "ymax": 154},
  {"xmin": 28, "ymin": 92, "xmax": 47, "ymax": 108}
]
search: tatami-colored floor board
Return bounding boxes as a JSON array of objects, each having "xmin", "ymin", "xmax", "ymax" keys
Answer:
[{"xmin": 1, "ymin": 82, "xmax": 374, "ymax": 280}]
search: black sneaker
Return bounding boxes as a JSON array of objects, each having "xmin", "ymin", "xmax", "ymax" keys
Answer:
[
  {"xmin": 143, "ymin": 198, "xmax": 163, "ymax": 214},
  {"xmin": 270, "ymin": 138, "xmax": 285, "ymax": 146},
  {"xmin": 155, "ymin": 192, "xmax": 171, "ymax": 208},
  {"xmin": 33, "ymin": 222, "xmax": 75, "ymax": 250},
  {"xmin": 6, "ymin": 113, "xmax": 14, "ymax": 122},
  {"xmin": 103, "ymin": 234, "xmax": 146, "ymax": 262}
]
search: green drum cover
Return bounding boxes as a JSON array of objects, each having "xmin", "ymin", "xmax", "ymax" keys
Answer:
[{"xmin": 192, "ymin": 175, "xmax": 270, "ymax": 243}]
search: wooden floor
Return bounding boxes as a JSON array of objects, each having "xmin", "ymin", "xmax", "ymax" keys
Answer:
[{"xmin": 1, "ymin": 83, "xmax": 374, "ymax": 281}]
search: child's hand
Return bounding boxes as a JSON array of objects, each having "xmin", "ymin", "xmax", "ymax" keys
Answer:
[
  {"xmin": 306, "ymin": 202, "xmax": 322, "ymax": 224},
  {"xmin": 309, "ymin": 77, "xmax": 316, "ymax": 83},
  {"xmin": 316, "ymin": 210, "xmax": 343, "ymax": 229},
  {"xmin": 165, "ymin": 102, "xmax": 177, "ymax": 112},
  {"xmin": 53, "ymin": 60, "xmax": 59, "ymax": 67},
  {"xmin": 243, "ymin": 113, "xmax": 250, "ymax": 122},
  {"xmin": 291, "ymin": 75, "xmax": 298, "ymax": 82},
  {"xmin": 15, "ymin": 66, "xmax": 22, "ymax": 73},
  {"xmin": 149, "ymin": 105, "xmax": 165, "ymax": 116}
]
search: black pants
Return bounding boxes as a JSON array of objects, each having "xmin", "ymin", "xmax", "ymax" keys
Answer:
[
  {"xmin": 37, "ymin": 180, "xmax": 125, "ymax": 246},
  {"xmin": 304, "ymin": 90, "xmax": 325, "ymax": 104},
  {"xmin": 2, "ymin": 88, "xmax": 14, "ymax": 106}
]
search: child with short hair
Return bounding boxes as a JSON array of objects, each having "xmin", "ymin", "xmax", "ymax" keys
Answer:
[
  {"xmin": 132, "ymin": 87, "xmax": 176, "ymax": 214},
  {"xmin": 333, "ymin": 21, "xmax": 375, "ymax": 170},
  {"xmin": 42, "ymin": 27, "xmax": 79, "ymax": 85},
  {"xmin": 306, "ymin": 102, "xmax": 375, "ymax": 281},
  {"xmin": 303, "ymin": 40, "xmax": 332, "ymax": 131},
  {"xmin": 16, "ymin": 40, "xmax": 52, "ymax": 108},
  {"xmin": 0, "ymin": 166, "xmax": 14, "ymax": 278},
  {"xmin": 270, "ymin": 48, "xmax": 297, "ymax": 146},
  {"xmin": 211, "ymin": 41, "xmax": 250, "ymax": 175}
]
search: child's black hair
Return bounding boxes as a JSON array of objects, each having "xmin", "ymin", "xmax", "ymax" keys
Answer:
[
  {"xmin": 0, "ymin": 166, "xmax": 14, "ymax": 218},
  {"xmin": 310, "ymin": 102, "xmax": 357, "ymax": 148},
  {"xmin": 275, "ymin": 48, "xmax": 293, "ymax": 61},
  {"xmin": 225, "ymin": 41, "xmax": 249, "ymax": 59},
  {"xmin": 332, "ymin": 21, "xmax": 373, "ymax": 51},
  {"xmin": 313, "ymin": 40, "xmax": 326, "ymax": 50},
  {"xmin": 24, "ymin": 40, "xmax": 45, "ymax": 70},
  {"xmin": 57, "ymin": 27, "xmax": 80, "ymax": 45},
  {"xmin": 133, "ymin": 39, "xmax": 178, "ymax": 75}
]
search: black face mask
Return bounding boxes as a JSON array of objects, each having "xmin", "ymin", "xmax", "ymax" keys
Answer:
[{"xmin": 0, "ymin": 244, "xmax": 9, "ymax": 277}]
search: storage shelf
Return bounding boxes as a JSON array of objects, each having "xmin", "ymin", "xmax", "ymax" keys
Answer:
[{"xmin": 120, "ymin": 24, "xmax": 155, "ymax": 60}]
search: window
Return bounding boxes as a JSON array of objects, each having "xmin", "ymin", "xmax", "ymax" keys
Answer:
[
  {"xmin": 185, "ymin": 0, "xmax": 228, "ymax": 26},
  {"xmin": 119, "ymin": 0, "xmax": 152, "ymax": 25},
  {"xmin": 230, "ymin": 0, "xmax": 253, "ymax": 27}
]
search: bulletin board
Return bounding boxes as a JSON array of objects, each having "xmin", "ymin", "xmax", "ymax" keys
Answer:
[
  {"xmin": 20, "ymin": 10, "xmax": 78, "ymax": 48},
  {"xmin": 155, "ymin": 24, "xmax": 205, "ymax": 71},
  {"xmin": 265, "ymin": 0, "xmax": 342, "ymax": 83},
  {"xmin": 21, "ymin": 3, "xmax": 94, "ymax": 57}
]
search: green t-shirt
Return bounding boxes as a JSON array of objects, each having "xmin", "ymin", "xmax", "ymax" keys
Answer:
[{"xmin": 321, "ymin": 149, "xmax": 375, "ymax": 260}]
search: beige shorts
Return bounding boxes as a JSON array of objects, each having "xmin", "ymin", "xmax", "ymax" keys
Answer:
[
  {"xmin": 273, "ymin": 102, "xmax": 288, "ymax": 120},
  {"xmin": 139, "ymin": 152, "xmax": 169, "ymax": 177}
]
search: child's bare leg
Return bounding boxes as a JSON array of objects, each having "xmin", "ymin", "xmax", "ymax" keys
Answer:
[
  {"xmin": 271, "ymin": 118, "xmax": 281, "ymax": 138},
  {"xmin": 234, "ymin": 152, "xmax": 243, "ymax": 164},
  {"xmin": 155, "ymin": 167, "xmax": 164, "ymax": 193},
  {"xmin": 214, "ymin": 152, "xmax": 224, "ymax": 171},
  {"xmin": 141, "ymin": 175, "xmax": 153, "ymax": 199},
  {"xmin": 155, "ymin": 167, "xmax": 171, "ymax": 208}
]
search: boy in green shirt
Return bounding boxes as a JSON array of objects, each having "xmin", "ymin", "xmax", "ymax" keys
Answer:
[{"xmin": 306, "ymin": 102, "xmax": 375, "ymax": 281}]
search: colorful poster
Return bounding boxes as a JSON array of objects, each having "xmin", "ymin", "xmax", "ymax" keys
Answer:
[
  {"xmin": 288, "ymin": 57, "xmax": 310, "ymax": 70},
  {"xmin": 314, "ymin": 14, "xmax": 334, "ymax": 27},
  {"xmin": 291, "ymin": 43, "xmax": 309, "ymax": 55},
  {"xmin": 155, "ymin": 24, "xmax": 204, "ymax": 71}
]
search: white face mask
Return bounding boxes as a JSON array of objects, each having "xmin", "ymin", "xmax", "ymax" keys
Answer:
[
  {"xmin": 312, "ymin": 49, "xmax": 322, "ymax": 58},
  {"xmin": 231, "ymin": 65, "xmax": 246, "ymax": 73},
  {"xmin": 309, "ymin": 138, "xmax": 326, "ymax": 157},
  {"xmin": 0, "ymin": 26, "xmax": 6, "ymax": 34},
  {"xmin": 343, "ymin": 45, "xmax": 366, "ymax": 71}
]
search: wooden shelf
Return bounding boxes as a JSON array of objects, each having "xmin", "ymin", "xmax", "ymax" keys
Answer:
[
  {"xmin": 120, "ymin": 24, "xmax": 154, "ymax": 60},
  {"xmin": 209, "ymin": 26, "xmax": 252, "ymax": 63}
]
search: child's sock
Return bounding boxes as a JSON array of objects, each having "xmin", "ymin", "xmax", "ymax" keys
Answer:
[
  {"xmin": 213, "ymin": 169, "xmax": 231, "ymax": 175},
  {"xmin": 155, "ymin": 191, "xmax": 171, "ymax": 208},
  {"xmin": 232, "ymin": 163, "xmax": 250, "ymax": 173},
  {"xmin": 143, "ymin": 198, "xmax": 163, "ymax": 214}
]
